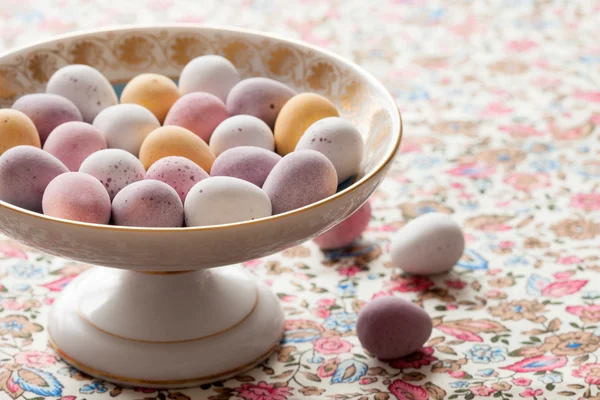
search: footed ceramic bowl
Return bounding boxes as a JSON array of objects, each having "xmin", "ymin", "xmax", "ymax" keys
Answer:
[{"xmin": 0, "ymin": 25, "xmax": 402, "ymax": 388}]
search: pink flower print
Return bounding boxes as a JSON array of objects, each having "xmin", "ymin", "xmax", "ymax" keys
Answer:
[
  {"xmin": 470, "ymin": 385, "xmax": 497, "ymax": 396},
  {"xmin": 389, "ymin": 347, "xmax": 437, "ymax": 369},
  {"xmin": 311, "ymin": 308, "xmax": 331, "ymax": 319},
  {"xmin": 445, "ymin": 279, "xmax": 467, "ymax": 289},
  {"xmin": 436, "ymin": 326, "xmax": 483, "ymax": 342},
  {"xmin": 573, "ymin": 363, "xmax": 600, "ymax": 385},
  {"xmin": 316, "ymin": 298, "xmax": 336, "ymax": 308},
  {"xmin": 243, "ymin": 259, "xmax": 262, "ymax": 268},
  {"xmin": 0, "ymin": 242, "xmax": 28, "ymax": 259},
  {"xmin": 506, "ymin": 39, "xmax": 538, "ymax": 52},
  {"xmin": 570, "ymin": 193, "xmax": 600, "ymax": 211},
  {"xmin": 499, "ymin": 125, "xmax": 543, "ymax": 139},
  {"xmin": 447, "ymin": 162, "xmax": 496, "ymax": 179},
  {"xmin": 449, "ymin": 370, "xmax": 466, "ymax": 378},
  {"xmin": 520, "ymin": 388, "xmax": 544, "ymax": 397},
  {"xmin": 504, "ymin": 172, "xmax": 550, "ymax": 191},
  {"xmin": 41, "ymin": 275, "xmax": 76, "ymax": 292},
  {"xmin": 14, "ymin": 351, "xmax": 58, "ymax": 368},
  {"xmin": 338, "ymin": 265, "xmax": 362, "ymax": 277},
  {"xmin": 279, "ymin": 295, "xmax": 296, "ymax": 303},
  {"xmin": 314, "ymin": 337, "xmax": 353, "ymax": 355},
  {"xmin": 387, "ymin": 276, "xmax": 432, "ymax": 293},
  {"xmin": 388, "ymin": 380, "xmax": 429, "ymax": 400},
  {"xmin": 557, "ymin": 255, "xmax": 584, "ymax": 265},
  {"xmin": 541, "ymin": 280, "xmax": 587, "ymax": 297},
  {"xmin": 512, "ymin": 378, "xmax": 532, "ymax": 386},
  {"xmin": 2, "ymin": 299, "xmax": 24, "ymax": 311},
  {"xmin": 482, "ymin": 102, "xmax": 513, "ymax": 117},
  {"xmin": 566, "ymin": 305, "xmax": 600, "ymax": 323},
  {"xmin": 371, "ymin": 291, "xmax": 391, "ymax": 300},
  {"xmin": 574, "ymin": 90, "xmax": 600, "ymax": 102},
  {"xmin": 234, "ymin": 381, "xmax": 293, "ymax": 400},
  {"xmin": 553, "ymin": 271, "xmax": 575, "ymax": 280}
]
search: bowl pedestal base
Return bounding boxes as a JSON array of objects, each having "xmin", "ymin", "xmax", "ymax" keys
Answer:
[{"xmin": 48, "ymin": 266, "xmax": 284, "ymax": 389}]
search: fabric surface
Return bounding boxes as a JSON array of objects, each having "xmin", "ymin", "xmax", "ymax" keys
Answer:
[{"xmin": 1, "ymin": 0, "xmax": 600, "ymax": 399}]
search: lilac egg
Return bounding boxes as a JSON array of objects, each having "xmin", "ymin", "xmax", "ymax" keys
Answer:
[
  {"xmin": 210, "ymin": 146, "xmax": 281, "ymax": 188},
  {"xmin": 112, "ymin": 180, "xmax": 183, "ymax": 227},
  {"xmin": 226, "ymin": 78, "xmax": 296, "ymax": 129},
  {"xmin": 43, "ymin": 121, "xmax": 107, "ymax": 171},
  {"xmin": 262, "ymin": 150, "xmax": 337, "ymax": 214},
  {"xmin": 357, "ymin": 296, "xmax": 433, "ymax": 360},
  {"xmin": 0, "ymin": 145, "xmax": 68, "ymax": 212},
  {"xmin": 145, "ymin": 156, "xmax": 209, "ymax": 203},
  {"xmin": 164, "ymin": 92, "xmax": 229, "ymax": 143},
  {"xmin": 79, "ymin": 149, "xmax": 145, "ymax": 200},
  {"xmin": 12, "ymin": 93, "xmax": 83, "ymax": 144},
  {"xmin": 314, "ymin": 201, "xmax": 371, "ymax": 250},
  {"xmin": 42, "ymin": 172, "xmax": 111, "ymax": 224}
]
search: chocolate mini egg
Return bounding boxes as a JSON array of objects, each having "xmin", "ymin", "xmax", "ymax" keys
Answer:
[
  {"xmin": 93, "ymin": 104, "xmax": 160, "ymax": 156},
  {"xmin": 0, "ymin": 109, "xmax": 41, "ymax": 155},
  {"xmin": 274, "ymin": 93, "xmax": 339, "ymax": 156},
  {"xmin": 226, "ymin": 77, "xmax": 296, "ymax": 129},
  {"xmin": 43, "ymin": 122, "xmax": 107, "ymax": 171},
  {"xmin": 210, "ymin": 115, "xmax": 274, "ymax": 156},
  {"xmin": 184, "ymin": 176, "xmax": 271, "ymax": 227},
  {"xmin": 357, "ymin": 296, "xmax": 433, "ymax": 360},
  {"xmin": 120, "ymin": 73, "xmax": 179, "ymax": 123},
  {"xmin": 178, "ymin": 55, "xmax": 241, "ymax": 102},
  {"xmin": 314, "ymin": 201, "xmax": 371, "ymax": 250},
  {"xmin": 46, "ymin": 64, "xmax": 118, "ymax": 123},
  {"xmin": 262, "ymin": 150, "xmax": 337, "ymax": 214},
  {"xmin": 79, "ymin": 149, "xmax": 145, "ymax": 200},
  {"xmin": 42, "ymin": 172, "xmax": 111, "ymax": 224},
  {"xmin": 391, "ymin": 212, "xmax": 465, "ymax": 275},
  {"xmin": 145, "ymin": 156, "xmax": 209, "ymax": 203},
  {"xmin": 112, "ymin": 180, "xmax": 183, "ymax": 227},
  {"xmin": 210, "ymin": 146, "xmax": 281, "ymax": 187},
  {"xmin": 139, "ymin": 126, "xmax": 216, "ymax": 172},
  {"xmin": 0, "ymin": 146, "xmax": 68, "ymax": 212},
  {"xmin": 296, "ymin": 117, "xmax": 364, "ymax": 184},
  {"xmin": 12, "ymin": 93, "xmax": 82, "ymax": 144},
  {"xmin": 164, "ymin": 92, "xmax": 229, "ymax": 143}
]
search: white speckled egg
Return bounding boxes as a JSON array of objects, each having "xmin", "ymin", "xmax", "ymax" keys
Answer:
[
  {"xmin": 93, "ymin": 104, "xmax": 160, "ymax": 156},
  {"xmin": 390, "ymin": 212, "xmax": 465, "ymax": 275},
  {"xmin": 210, "ymin": 115, "xmax": 274, "ymax": 156},
  {"xmin": 295, "ymin": 117, "xmax": 364, "ymax": 184},
  {"xmin": 184, "ymin": 176, "xmax": 271, "ymax": 227},
  {"xmin": 46, "ymin": 64, "xmax": 118, "ymax": 123},
  {"xmin": 178, "ymin": 55, "xmax": 241, "ymax": 102}
]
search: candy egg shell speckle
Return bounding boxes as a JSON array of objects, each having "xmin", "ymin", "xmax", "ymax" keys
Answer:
[
  {"xmin": 0, "ymin": 109, "xmax": 41, "ymax": 155},
  {"xmin": 274, "ymin": 92, "xmax": 339, "ymax": 156},
  {"xmin": 226, "ymin": 77, "xmax": 296, "ymax": 129},
  {"xmin": 357, "ymin": 296, "xmax": 432, "ymax": 360},
  {"xmin": 93, "ymin": 104, "xmax": 160, "ymax": 156},
  {"xmin": 139, "ymin": 126, "xmax": 216, "ymax": 172},
  {"xmin": 0, "ymin": 145, "xmax": 68, "ymax": 212},
  {"xmin": 12, "ymin": 93, "xmax": 83, "ymax": 144},
  {"xmin": 178, "ymin": 55, "xmax": 241, "ymax": 102},
  {"xmin": 164, "ymin": 92, "xmax": 229, "ymax": 143},
  {"xmin": 46, "ymin": 64, "xmax": 118, "ymax": 123},
  {"xmin": 314, "ymin": 201, "xmax": 371, "ymax": 250},
  {"xmin": 262, "ymin": 150, "xmax": 337, "ymax": 215},
  {"xmin": 210, "ymin": 146, "xmax": 281, "ymax": 188},
  {"xmin": 209, "ymin": 115, "xmax": 274, "ymax": 156},
  {"xmin": 79, "ymin": 149, "xmax": 146, "ymax": 200},
  {"xmin": 43, "ymin": 121, "xmax": 107, "ymax": 171},
  {"xmin": 120, "ymin": 73, "xmax": 179, "ymax": 123},
  {"xmin": 296, "ymin": 117, "xmax": 364, "ymax": 184},
  {"xmin": 42, "ymin": 172, "xmax": 111, "ymax": 224},
  {"xmin": 184, "ymin": 176, "xmax": 272, "ymax": 227},
  {"xmin": 145, "ymin": 156, "xmax": 209, "ymax": 203},
  {"xmin": 112, "ymin": 180, "xmax": 183, "ymax": 228},
  {"xmin": 391, "ymin": 212, "xmax": 465, "ymax": 275}
]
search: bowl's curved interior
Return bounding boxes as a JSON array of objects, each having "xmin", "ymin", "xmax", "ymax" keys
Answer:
[{"xmin": 0, "ymin": 25, "xmax": 401, "ymax": 271}]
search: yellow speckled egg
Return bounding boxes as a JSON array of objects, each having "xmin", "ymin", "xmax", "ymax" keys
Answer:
[
  {"xmin": 139, "ymin": 126, "xmax": 215, "ymax": 172},
  {"xmin": 274, "ymin": 93, "xmax": 339, "ymax": 156},
  {"xmin": 120, "ymin": 74, "xmax": 179, "ymax": 123},
  {"xmin": 0, "ymin": 109, "xmax": 41, "ymax": 155}
]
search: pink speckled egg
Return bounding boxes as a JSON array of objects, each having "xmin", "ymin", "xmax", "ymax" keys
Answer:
[
  {"xmin": 112, "ymin": 180, "xmax": 183, "ymax": 227},
  {"xmin": 42, "ymin": 172, "xmax": 111, "ymax": 224},
  {"xmin": 314, "ymin": 201, "xmax": 371, "ymax": 250},
  {"xmin": 357, "ymin": 296, "xmax": 432, "ymax": 360},
  {"xmin": 12, "ymin": 93, "xmax": 83, "ymax": 144},
  {"xmin": 262, "ymin": 150, "xmax": 337, "ymax": 214},
  {"xmin": 145, "ymin": 156, "xmax": 209, "ymax": 203},
  {"xmin": 164, "ymin": 92, "xmax": 229, "ymax": 143},
  {"xmin": 210, "ymin": 146, "xmax": 281, "ymax": 188},
  {"xmin": 0, "ymin": 145, "xmax": 68, "ymax": 212},
  {"xmin": 79, "ymin": 149, "xmax": 145, "ymax": 200},
  {"xmin": 43, "ymin": 121, "xmax": 107, "ymax": 171}
]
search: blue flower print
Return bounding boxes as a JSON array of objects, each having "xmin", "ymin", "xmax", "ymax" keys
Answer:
[
  {"xmin": 12, "ymin": 367, "xmax": 63, "ymax": 397},
  {"xmin": 465, "ymin": 344, "xmax": 506, "ymax": 364},
  {"xmin": 323, "ymin": 312, "xmax": 357, "ymax": 334},
  {"xmin": 538, "ymin": 372, "xmax": 563, "ymax": 384},
  {"xmin": 80, "ymin": 380, "xmax": 108, "ymax": 394},
  {"xmin": 337, "ymin": 282, "xmax": 356, "ymax": 296},
  {"xmin": 1, "ymin": 320, "xmax": 24, "ymax": 332},
  {"xmin": 530, "ymin": 159, "xmax": 559, "ymax": 172},
  {"xmin": 331, "ymin": 359, "xmax": 367, "ymax": 383},
  {"xmin": 309, "ymin": 355, "xmax": 324, "ymax": 364},
  {"xmin": 504, "ymin": 255, "xmax": 529, "ymax": 267},
  {"xmin": 8, "ymin": 261, "xmax": 45, "ymax": 279},
  {"xmin": 450, "ymin": 381, "xmax": 469, "ymax": 388},
  {"xmin": 476, "ymin": 368, "xmax": 495, "ymax": 377}
]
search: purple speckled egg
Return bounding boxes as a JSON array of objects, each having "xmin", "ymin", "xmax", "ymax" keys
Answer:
[
  {"xmin": 164, "ymin": 92, "xmax": 229, "ymax": 143},
  {"xmin": 145, "ymin": 156, "xmax": 209, "ymax": 203},
  {"xmin": 12, "ymin": 93, "xmax": 83, "ymax": 144},
  {"xmin": 314, "ymin": 201, "xmax": 372, "ymax": 250},
  {"xmin": 210, "ymin": 146, "xmax": 281, "ymax": 188},
  {"xmin": 43, "ymin": 121, "xmax": 107, "ymax": 171},
  {"xmin": 79, "ymin": 149, "xmax": 145, "ymax": 200},
  {"xmin": 0, "ymin": 145, "xmax": 68, "ymax": 212},
  {"xmin": 42, "ymin": 172, "xmax": 111, "ymax": 224},
  {"xmin": 357, "ymin": 296, "xmax": 433, "ymax": 360},
  {"xmin": 226, "ymin": 77, "xmax": 296, "ymax": 129},
  {"xmin": 112, "ymin": 180, "xmax": 183, "ymax": 227},
  {"xmin": 262, "ymin": 150, "xmax": 337, "ymax": 215}
]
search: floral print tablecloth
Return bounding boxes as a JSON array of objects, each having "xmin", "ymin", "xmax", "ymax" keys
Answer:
[{"xmin": 1, "ymin": 0, "xmax": 600, "ymax": 399}]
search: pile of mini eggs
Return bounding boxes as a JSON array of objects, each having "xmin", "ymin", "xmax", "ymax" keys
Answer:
[{"xmin": 0, "ymin": 55, "xmax": 364, "ymax": 227}]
